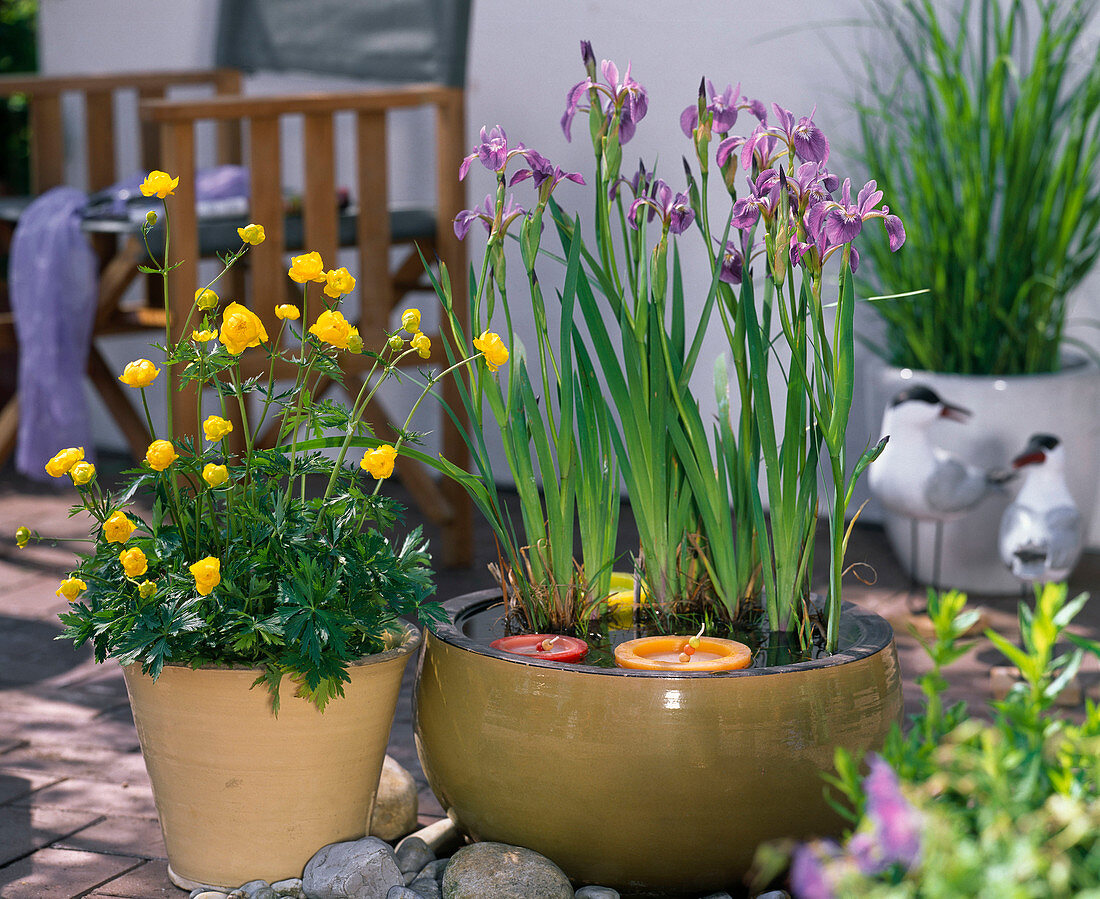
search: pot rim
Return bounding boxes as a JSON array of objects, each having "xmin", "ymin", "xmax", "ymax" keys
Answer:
[
  {"xmin": 877, "ymin": 348, "xmax": 1097, "ymax": 382},
  {"xmin": 429, "ymin": 591, "xmax": 894, "ymax": 678}
]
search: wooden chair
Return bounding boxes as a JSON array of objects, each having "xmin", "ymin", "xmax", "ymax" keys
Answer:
[
  {"xmin": 0, "ymin": 69, "xmax": 243, "ymax": 464},
  {"xmin": 143, "ymin": 84, "xmax": 472, "ymax": 566}
]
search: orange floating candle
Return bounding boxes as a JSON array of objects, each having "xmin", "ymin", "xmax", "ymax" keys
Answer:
[
  {"xmin": 490, "ymin": 634, "xmax": 589, "ymax": 662},
  {"xmin": 613, "ymin": 635, "xmax": 752, "ymax": 671}
]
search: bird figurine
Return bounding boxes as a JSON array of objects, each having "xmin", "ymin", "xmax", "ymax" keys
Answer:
[
  {"xmin": 998, "ymin": 433, "xmax": 1082, "ymax": 586},
  {"xmin": 869, "ymin": 384, "xmax": 1013, "ymax": 590}
]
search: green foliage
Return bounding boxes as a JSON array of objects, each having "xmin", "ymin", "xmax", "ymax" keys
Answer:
[
  {"xmin": 0, "ymin": 0, "xmax": 36, "ymax": 194},
  {"xmin": 857, "ymin": 0, "xmax": 1100, "ymax": 374}
]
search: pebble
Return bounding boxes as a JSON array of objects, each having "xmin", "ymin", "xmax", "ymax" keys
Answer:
[
  {"xmin": 229, "ymin": 882, "xmax": 276, "ymax": 899},
  {"xmin": 190, "ymin": 892, "xmax": 229, "ymax": 899},
  {"xmin": 700, "ymin": 893, "xmax": 735, "ymax": 899},
  {"xmin": 575, "ymin": 887, "xmax": 620, "ymax": 899},
  {"xmin": 407, "ymin": 874, "xmax": 441, "ymax": 899},
  {"xmin": 395, "ymin": 835, "xmax": 436, "ymax": 875},
  {"xmin": 442, "ymin": 842, "xmax": 573, "ymax": 899},
  {"xmin": 755, "ymin": 892, "xmax": 791, "ymax": 899},
  {"xmin": 271, "ymin": 880, "xmax": 305, "ymax": 899},
  {"xmin": 302, "ymin": 836, "xmax": 404, "ymax": 899},
  {"xmin": 385, "ymin": 888, "xmax": 426, "ymax": 899},
  {"xmin": 369, "ymin": 755, "xmax": 419, "ymax": 841}
]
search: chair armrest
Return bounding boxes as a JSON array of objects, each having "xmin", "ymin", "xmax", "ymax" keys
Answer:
[{"xmin": 0, "ymin": 69, "xmax": 239, "ymax": 98}]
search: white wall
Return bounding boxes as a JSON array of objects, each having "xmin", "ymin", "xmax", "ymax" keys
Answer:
[{"xmin": 37, "ymin": 0, "xmax": 1100, "ymax": 544}]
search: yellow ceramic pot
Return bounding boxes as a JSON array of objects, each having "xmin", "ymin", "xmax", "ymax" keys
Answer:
[
  {"xmin": 414, "ymin": 593, "xmax": 902, "ymax": 897},
  {"xmin": 123, "ymin": 624, "xmax": 421, "ymax": 891}
]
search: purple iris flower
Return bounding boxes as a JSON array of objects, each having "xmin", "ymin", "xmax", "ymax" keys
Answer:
[
  {"xmin": 719, "ymin": 234, "xmax": 753, "ymax": 285},
  {"xmin": 803, "ymin": 199, "xmax": 862, "ymax": 272},
  {"xmin": 561, "ymin": 48, "xmax": 649, "ymax": 144},
  {"xmin": 609, "ymin": 159, "xmax": 656, "ymax": 202},
  {"xmin": 855, "ymin": 755, "xmax": 923, "ymax": 873},
  {"xmin": 769, "ymin": 103, "xmax": 830, "ymax": 165},
  {"xmin": 728, "ymin": 169, "xmax": 782, "ymax": 228},
  {"xmin": 787, "ymin": 162, "xmax": 838, "ymax": 209},
  {"xmin": 627, "ymin": 179, "xmax": 694, "ymax": 235},
  {"xmin": 820, "ymin": 179, "xmax": 906, "ymax": 252},
  {"xmin": 736, "ymin": 124, "xmax": 782, "ymax": 174},
  {"xmin": 789, "ymin": 840, "xmax": 842, "ymax": 899},
  {"xmin": 510, "ymin": 150, "xmax": 586, "ymax": 202},
  {"xmin": 458, "ymin": 125, "xmax": 534, "ymax": 182},
  {"xmin": 453, "ymin": 193, "xmax": 526, "ymax": 241},
  {"xmin": 680, "ymin": 80, "xmax": 742, "ymax": 138}
]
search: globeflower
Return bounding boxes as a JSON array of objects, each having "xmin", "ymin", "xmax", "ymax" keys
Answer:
[
  {"xmin": 189, "ymin": 557, "xmax": 221, "ymax": 596},
  {"xmin": 202, "ymin": 463, "xmax": 229, "ymax": 488},
  {"xmin": 323, "ymin": 267, "xmax": 356, "ymax": 298},
  {"xmin": 360, "ymin": 444, "xmax": 397, "ymax": 479},
  {"xmin": 237, "ymin": 223, "xmax": 266, "ymax": 245},
  {"xmin": 288, "ymin": 251, "xmax": 326, "ymax": 284},
  {"xmin": 203, "ymin": 415, "xmax": 234, "ymax": 442},
  {"xmin": 138, "ymin": 580, "xmax": 157, "ymax": 599},
  {"xmin": 309, "ymin": 309, "xmax": 355, "ymax": 349},
  {"xmin": 219, "ymin": 302, "xmax": 269, "ymax": 355},
  {"xmin": 45, "ymin": 447, "xmax": 84, "ymax": 478},
  {"xmin": 103, "ymin": 511, "xmax": 136, "ymax": 544},
  {"xmin": 145, "ymin": 440, "xmax": 179, "ymax": 472},
  {"xmin": 118, "ymin": 359, "xmax": 160, "ymax": 389},
  {"xmin": 15, "ymin": 526, "xmax": 31, "ymax": 549},
  {"xmin": 275, "ymin": 304, "xmax": 300, "ymax": 321},
  {"xmin": 56, "ymin": 577, "xmax": 87, "ymax": 600},
  {"xmin": 401, "ymin": 308, "xmax": 421, "ymax": 333},
  {"xmin": 119, "ymin": 547, "xmax": 148, "ymax": 578},
  {"xmin": 69, "ymin": 462, "xmax": 96, "ymax": 486},
  {"xmin": 410, "ymin": 332, "xmax": 431, "ymax": 359},
  {"xmin": 195, "ymin": 288, "xmax": 219, "ymax": 311},
  {"xmin": 192, "ymin": 329, "xmax": 217, "ymax": 342},
  {"xmin": 473, "ymin": 331, "xmax": 509, "ymax": 372},
  {"xmin": 139, "ymin": 170, "xmax": 178, "ymax": 199}
]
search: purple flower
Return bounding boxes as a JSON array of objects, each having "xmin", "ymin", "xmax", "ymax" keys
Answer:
[
  {"xmin": 728, "ymin": 169, "xmax": 782, "ymax": 228},
  {"xmin": 510, "ymin": 150, "xmax": 585, "ymax": 202},
  {"xmin": 719, "ymin": 235, "xmax": 752, "ymax": 285},
  {"xmin": 680, "ymin": 80, "xmax": 743, "ymax": 138},
  {"xmin": 453, "ymin": 194, "xmax": 526, "ymax": 241},
  {"xmin": 561, "ymin": 47, "xmax": 648, "ymax": 144},
  {"xmin": 789, "ymin": 840, "xmax": 842, "ymax": 899},
  {"xmin": 627, "ymin": 179, "xmax": 694, "ymax": 235},
  {"xmin": 820, "ymin": 179, "xmax": 905, "ymax": 252},
  {"xmin": 609, "ymin": 159, "xmax": 656, "ymax": 202},
  {"xmin": 858, "ymin": 755, "xmax": 922, "ymax": 872},
  {"xmin": 769, "ymin": 103, "xmax": 830, "ymax": 165}
]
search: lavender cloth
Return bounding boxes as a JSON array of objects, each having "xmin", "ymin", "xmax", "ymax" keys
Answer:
[{"xmin": 11, "ymin": 187, "xmax": 98, "ymax": 481}]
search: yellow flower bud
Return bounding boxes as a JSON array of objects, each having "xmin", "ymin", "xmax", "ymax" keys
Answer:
[
  {"xmin": 218, "ymin": 302, "xmax": 269, "ymax": 355},
  {"xmin": 145, "ymin": 440, "xmax": 179, "ymax": 472},
  {"xmin": 473, "ymin": 330, "xmax": 509, "ymax": 372},
  {"xmin": 145, "ymin": 210, "xmax": 158, "ymax": 226},
  {"xmin": 139, "ymin": 170, "xmax": 179, "ymax": 199},
  {"xmin": 202, "ymin": 415, "xmax": 234, "ymax": 442},
  {"xmin": 308, "ymin": 309, "xmax": 354, "ymax": 350},
  {"xmin": 387, "ymin": 334, "xmax": 404, "ymax": 352},
  {"xmin": 118, "ymin": 358, "xmax": 160, "ymax": 389},
  {"xmin": 195, "ymin": 288, "xmax": 220, "ymax": 311},
  {"xmin": 56, "ymin": 577, "xmax": 87, "ymax": 600},
  {"xmin": 192, "ymin": 329, "xmax": 217, "ymax": 342},
  {"xmin": 401, "ymin": 308, "xmax": 422, "ymax": 333},
  {"xmin": 69, "ymin": 462, "xmax": 96, "ymax": 486},
  {"xmin": 119, "ymin": 547, "xmax": 148, "ymax": 578},
  {"xmin": 275, "ymin": 304, "xmax": 300, "ymax": 321},
  {"xmin": 237, "ymin": 223, "xmax": 266, "ymax": 245},
  {"xmin": 189, "ymin": 556, "xmax": 221, "ymax": 596},
  {"xmin": 346, "ymin": 329, "xmax": 363, "ymax": 354},
  {"xmin": 323, "ymin": 267, "xmax": 356, "ymax": 299},
  {"xmin": 15, "ymin": 526, "xmax": 31, "ymax": 549},
  {"xmin": 410, "ymin": 332, "xmax": 431, "ymax": 359},
  {"xmin": 202, "ymin": 463, "xmax": 229, "ymax": 488},
  {"xmin": 288, "ymin": 251, "xmax": 326, "ymax": 284},
  {"xmin": 45, "ymin": 447, "xmax": 84, "ymax": 478},
  {"xmin": 138, "ymin": 580, "xmax": 157, "ymax": 599},
  {"xmin": 360, "ymin": 444, "xmax": 397, "ymax": 479},
  {"xmin": 104, "ymin": 511, "xmax": 136, "ymax": 544}
]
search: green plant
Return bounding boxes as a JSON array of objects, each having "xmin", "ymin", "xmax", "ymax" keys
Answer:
[
  {"xmin": 857, "ymin": 0, "xmax": 1100, "ymax": 375},
  {"xmin": 19, "ymin": 173, "xmax": 487, "ymax": 710},
  {"xmin": 0, "ymin": 0, "xmax": 36, "ymax": 195}
]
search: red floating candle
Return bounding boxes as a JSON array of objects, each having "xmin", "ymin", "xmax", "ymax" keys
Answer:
[{"xmin": 490, "ymin": 634, "xmax": 589, "ymax": 662}]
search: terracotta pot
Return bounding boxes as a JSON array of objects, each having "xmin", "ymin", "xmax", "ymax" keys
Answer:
[
  {"xmin": 413, "ymin": 593, "xmax": 902, "ymax": 896},
  {"xmin": 122, "ymin": 624, "xmax": 421, "ymax": 891}
]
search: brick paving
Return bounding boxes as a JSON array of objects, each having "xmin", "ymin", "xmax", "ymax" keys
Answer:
[{"xmin": 1, "ymin": 456, "xmax": 1098, "ymax": 897}]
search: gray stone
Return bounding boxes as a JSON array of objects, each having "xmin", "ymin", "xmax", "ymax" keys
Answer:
[
  {"xmin": 699, "ymin": 893, "xmax": 735, "ymax": 899},
  {"xmin": 190, "ymin": 892, "xmax": 229, "ymax": 899},
  {"xmin": 575, "ymin": 888, "xmax": 620, "ymax": 899},
  {"xmin": 303, "ymin": 836, "xmax": 403, "ymax": 899},
  {"xmin": 406, "ymin": 875, "xmax": 441, "ymax": 899},
  {"xmin": 403, "ymin": 871, "xmax": 419, "ymax": 886},
  {"xmin": 369, "ymin": 755, "xmax": 419, "ymax": 841},
  {"xmin": 394, "ymin": 836, "xmax": 436, "ymax": 875},
  {"xmin": 754, "ymin": 893, "xmax": 790, "ymax": 899},
  {"xmin": 386, "ymin": 888, "xmax": 426, "ymax": 899},
  {"xmin": 230, "ymin": 883, "xmax": 276, "ymax": 899},
  {"xmin": 441, "ymin": 842, "xmax": 573, "ymax": 899},
  {"xmin": 415, "ymin": 860, "xmax": 448, "ymax": 884},
  {"xmin": 271, "ymin": 880, "xmax": 305, "ymax": 899}
]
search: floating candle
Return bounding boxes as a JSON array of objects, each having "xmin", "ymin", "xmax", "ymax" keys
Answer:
[
  {"xmin": 604, "ymin": 571, "xmax": 649, "ymax": 628},
  {"xmin": 490, "ymin": 634, "xmax": 589, "ymax": 662},
  {"xmin": 613, "ymin": 635, "xmax": 752, "ymax": 671}
]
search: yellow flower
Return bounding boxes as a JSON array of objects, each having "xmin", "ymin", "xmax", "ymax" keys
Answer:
[
  {"xmin": 55, "ymin": 577, "xmax": 87, "ymax": 600},
  {"xmin": 118, "ymin": 358, "xmax": 160, "ymax": 389},
  {"xmin": 473, "ymin": 331, "xmax": 509, "ymax": 372},
  {"xmin": 323, "ymin": 267, "xmax": 356, "ymax": 298},
  {"xmin": 275, "ymin": 304, "xmax": 300, "ymax": 321},
  {"xmin": 45, "ymin": 447, "xmax": 84, "ymax": 478},
  {"xmin": 218, "ymin": 302, "xmax": 269, "ymax": 355},
  {"xmin": 194, "ymin": 288, "xmax": 219, "ymax": 311},
  {"xmin": 145, "ymin": 440, "xmax": 179, "ymax": 472},
  {"xmin": 237, "ymin": 223, "xmax": 266, "ymax": 245},
  {"xmin": 103, "ymin": 511, "xmax": 136, "ymax": 544},
  {"xmin": 145, "ymin": 210, "xmax": 157, "ymax": 226},
  {"xmin": 139, "ymin": 170, "xmax": 178, "ymax": 199},
  {"xmin": 203, "ymin": 415, "xmax": 234, "ymax": 442},
  {"xmin": 401, "ymin": 308, "xmax": 421, "ymax": 333},
  {"xmin": 15, "ymin": 526, "xmax": 31, "ymax": 549},
  {"xmin": 192, "ymin": 329, "xmax": 217, "ymax": 342},
  {"xmin": 202, "ymin": 463, "xmax": 229, "ymax": 488},
  {"xmin": 387, "ymin": 334, "xmax": 404, "ymax": 351},
  {"xmin": 346, "ymin": 328, "xmax": 363, "ymax": 354},
  {"xmin": 410, "ymin": 332, "xmax": 431, "ymax": 359},
  {"xmin": 189, "ymin": 557, "xmax": 221, "ymax": 596},
  {"xmin": 288, "ymin": 251, "xmax": 326, "ymax": 284},
  {"xmin": 119, "ymin": 547, "xmax": 148, "ymax": 578},
  {"xmin": 360, "ymin": 444, "xmax": 397, "ymax": 479},
  {"xmin": 308, "ymin": 309, "xmax": 354, "ymax": 349},
  {"xmin": 69, "ymin": 462, "xmax": 96, "ymax": 486},
  {"xmin": 138, "ymin": 580, "xmax": 157, "ymax": 599}
]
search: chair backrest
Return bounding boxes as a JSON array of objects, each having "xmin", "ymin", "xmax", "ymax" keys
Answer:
[{"xmin": 214, "ymin": 0, "xmax": 472, "ymax": 88}]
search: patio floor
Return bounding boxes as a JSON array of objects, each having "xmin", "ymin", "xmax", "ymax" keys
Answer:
[{"xmin": 1, "ymin": 453, "xmax": 1098, "ymax": 898}]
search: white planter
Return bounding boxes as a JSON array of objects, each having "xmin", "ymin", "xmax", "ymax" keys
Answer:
[{"xmin": 868, "ymin": 356, "xmax": 1100, "ymax": 594}]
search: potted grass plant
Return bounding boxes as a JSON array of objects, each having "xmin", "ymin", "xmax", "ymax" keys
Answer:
[
  {"xmin": 855, "ymin": 0, "xmax": 1100, "ymax": 592},
  {"xmin": 413, "ymin": 41, "xmax": 907, "ymax": 895},
  {"xmin": 19, "ymin": 173, "xmax": 490, "ymax": 891}
]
